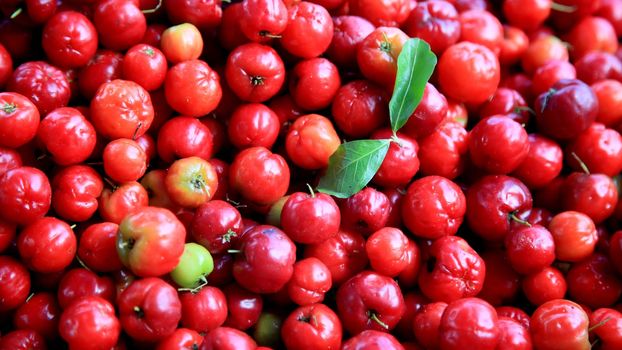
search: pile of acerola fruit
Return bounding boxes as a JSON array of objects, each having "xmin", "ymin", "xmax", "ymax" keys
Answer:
[{"xmin": 4, "ymin": 0, "xmax": 622, "ymax": 349}]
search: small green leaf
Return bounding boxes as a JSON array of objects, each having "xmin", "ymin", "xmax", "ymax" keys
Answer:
[
  {"xmin": 317, "ymin": 139, "xmax": 391, "ymax": 198},
  {"xmin": 389, "ymin": 38, "xmax": 437, "ymax": 133}
]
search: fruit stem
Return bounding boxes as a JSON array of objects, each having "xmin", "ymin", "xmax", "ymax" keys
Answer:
[
  {"xmin": 306, "ymin": 183, "xmax": 315, "ymax": 198},
  {"xmin": 550, "ymin": 2, "xmax": 576, "ymax": 13},
  {"xmin": 390, "ymin": 134, "xmax": 403, "ymax": 147},
  {"xmin": 227, "ymin": 249, "xmax": 241, "ymax": 254},
  {"xmin": 513, "ymin": 106, "xmax": 536, "ymax": 116},
  {"xmin": 509, "ymin": 212, "xmax": 532, "ymax": 227},
  {"xmin": 142, "ymin": 0, "xmax": 162, "ymax": 13},
  {"xmin": 571, "ymin": 152, "xmax": 590, "ymax": 175},
  {"xmin": 133, "ymin": 306, "xmax": 145, "ymax": 318},
  {"xmin": 10, "ymin": 7, "xmax": 22, "ymax": 19},
  {"xmin": 367, "ymin": 311, "xmax": 389, "ymax": 330},
  {"xmin": 250, "ymin": 76, "xmax": 265, "ymax": 86},
  {"xmin": 132, "ymin": 122, "xmax": 143, "ymax": 140},
  {"xmin": 1, "ymin": 102, "xmax": 17, "ymax": 114},
  {"xmin": 178, "ymin": 275, "xmax": 208, "ymax": 294},
  {"xmin": 259, "ymin": 31, "xmax": 282, "ymax": 39},
  {"xmin": 221, "ymin": 229, "xmax": 238, "ymax": 244},
  {"xmin": 380, "ymin": 32, "xmax": 392, "ymax": 53},
  {"xmin": 589, "ymin": 317, "xmax": 611, "ymax": 332},
  {"xmin": 104, "ymin": 177, "xmax": 118, "ymax": 190},
  {"xmin": 75, "ymin": 255, "xmax": 92, "ymax": 272}
]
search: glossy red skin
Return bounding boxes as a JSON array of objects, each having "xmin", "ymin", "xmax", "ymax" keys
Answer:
[
  {"xmin": 512, "ymin": 134, "xmax": 563, "ymax": 189},
  {"xmin": 123, "ymin": 44, "xmax": 167, "ymax": 91},
  {"xmin": 98, "ymin": 181, "xmax": 148, "ymax": 224},
  {"xmin": 531, "ymin": 299, "xmax": 590, "ymax": 350},
  {"xmin": 495, "ymin": 306, "xmax": 530, "ymax": 330},
  {"xmin": 477, "ymin": 251, "xmax": 520, "ymax": 306},
  {"xmin": 103, "ymin": 138, "xmax": 147, "ymax": 183},
  {"xmin": 239, "ymin": 0, "xmax": 288, "ymax": 41},
  {"xmin": 349, "ymin": 0, "xmax": 409, "ymax": 26},
  {"xmin": 218, "ymin": 3, "xmax": 249, "ymax": 51},
  {"xmin": 397, "ymin": 239, "xmax": 421, "ymax": 288},
  {"xmin": 90, "ymin": 79, "xmax": 153, "ymax": 140},
  {"xmin": 438, "ymin": 41, "xmax": 500, "ymax": 104},
  {"xmin": 413, "ymin": 301, "xmax": 447, "ymax": 349},
  {"xmin": 287, "ymin": 257, "xmax": 332, "ymax": 306},
  {"xmin": 285, "ymin": 113, "xmax": 340, "ymax": 170},
  {"xmin": 418, "ymin": 120, "xmax": 468, "ymax": 179},
  {"xmin": 439, "ymin": 298, "xmax": 499, "ymax": 349},
  {"xmin": 290, "ymin": 58, "xmax": 340, "ymax": 111},
  {"xmin": 17, "ymin": 217, "xmax": 75, "ymax": 273},
  {"xmin": 0, "ymin": 43, "xmax": 10, "ymax": 88},
  {"xmin": 78, "ymin": 50, "xmax": 124, "ymax": 100},
  {"xmin": 575, "ymin": 52, "xmax": 622, "ymax": 85},
  {"xmin": 331, "ymin": 80, "xmax": 389, "ymax": 138},
  {"xmin": 531, "ymin": 60, "xmax": 577, "ymax": 97},
  {"xmin": 404, "ymin": 1, "xmax": 460, "ymax": 55},
  {"xmin": 521, "ymin": 35, "xmax": 569, "ymax": 75},
  {"xmin": 117, "ymin": 207, "xmax": 186, "ymax": 277},
  {"xmin": 369, "ymin": 130, "xmax": 419, "ymax": 187},
  {"xmin": 394, "ymin": 293, "xmax": 426, "ymax": 341},
  {"xmin": 365, "ymin": 227, "xmax": 409, "ymax": 277},
  {"xmin": 156, "ymin": 116, "xmax": 214, "ymax": 163},
  {"xmin": 280, "ymin": 2, "xmax": 333, "ymax": 58},
  {"xmin": 118, "ymin": 278, "xmax": 182, "ymax": 342},
  {"xmin": 535, "ymin": 79, "xmax": 598, "ymax": 140},
  {"xmin": 180, "ymin": 287, "xmax": 227, "ymax": 333},
  {"xmin": 0, "ymin": 166, "xmax": 51, "ymax": 225},
  {"xmin": 51, "ymin": 165, "xmax": 101, "ymax": 222},
  {"xmin": 567, "ymin": 16, "xmax": 617, "ymax": 60},
  {"xmin": 229, "ymin": 147, "xmax": 290, "ymax": 205},
  {"xmin": 499, "ymin": 25, "xmax": 529, "ymax": 66},
  {"xmin": 459, "ymin": 9, "xmax": 503, "ymax": 55},
  {"xmin": 598, "ymin": 0, "xmax": 622, "ymax": 35},
  {"xmin": 199, "ymin": 327, "xmax": 257, "ymax": 350},
  {"xmin": 233, "ymin": 225, "xmax": 296, "ymax": 293},
  {"xmin": 191, "ymin": 200, "xmax": 242, "ymax": 254},
  {"xmin": 341, "ymin": 330, "xmax": 404, "ymax": 350},
  {"xmin": 281, "ymin": 191, "xmax": 340, "ymax": 244},
  {"xmin": 8, "ymin": 61, "xmax": 70, "ymax": 116},
  {"xmin": 228, "ymin": 103, "xmax": 280, "ymax": 149},
  {"xmin": 593, "ymin": 79, "xmax": 622, "ymax": 127},
  {"xmin": 0, "ymin": 221, "xmax": 15, "ymax": 255},
  {"xmin": 0, "ymin": 147, "xmax": 20, "ymax": 178},
  {"xmin": 336, "ymin": 270, "xmax": 405, "ymax": 334},
  {"xmin": 357, "ymin": 27, "xmax": 408, "ymax": 88},
  {"xmin": 383, "ymin": 187, "xmax": 404, "ymax": 228},
  {"xmin": 522, "ymin": 267, "xmax": 567, "ymax": 305},
  {"xmin": 496, "ymin": 317, "xmax": 532, "ymax": 350},
  {"xmin": 38, "ymin": 107, "xmax": 96, "ymax": 165},
  {"xmin": 566, "ymin": 123, "xmax": 622, "ymax": 176},
  {"xmin": 304, "ymin": 229, "xmax": 368, "ymax": 285},
  {"xmin": 0, "ymin": 329, "xmax": 46, "ymax": 350},
  {"xmin": 589, "ymin": 308, "xmax": 622, "ymax": 349},
  {"xmin": 156, "ymin": 328, "xmax": 203, "ymax": 350},
  {"xmin": 419, "ymin": 236, "xmax": 485, "ymax": 302},
  {"xmin": 57, "ymin": 268, "xmax": 115, "ymax": 309},
  {"xmin": 201, "ymin": 117, "xmax": 226, "ymax": 155},
  {"xmin": 340, "ymin": 187, "xmax": 390, "ymax": 236},
  {"xmin": 468, "ymin": 115, "xmax": 529, "ymax": 174},
  {"xmin": 549, "ymin": 210, "xmax": 597, "ymax": 261},
  {"xmin": 401, "ymin": 83, "xmax": 449, "ymax": 140},
  {"xmin": 502, "ymin": 0, "xmax": 549, "ymax": 31},
  {"xmin": 165, "ymin": 60, "xmax": 222, "ymax": 117},
  {"xmin": 504, "ymin": 225, "xmax": 555, "ymax": 274},
  {"xmin": 222, "ymin": 284, "xmax": 262, "ymax": 330},
  {"xmin": 208, "ymin": 159, "xmax": 229, "ymax": 201},
  {"xmin": 327, "ymin": 16, "xmax": 375, "ymax": 68},
  {"xmin": 165, "ymin": 156, "xmax": 218, "ymax": 208},
  {"xmin": 281, "ymin": 303, "xmax": 342, "ymax": 350},
  {"xmin": 225, "ymin": 43, "xmax": 285, "ymax": 103},
  {"xmin": 269, "ymin": 94, "xmax": 303, "ymax": 127},
  {"xmin": 206, "ymin": 254, "xmax": 234, "ymax": 287},
  {"xmin": 13, "ymin": 292, "xmax": 59, "ymax": 340},
  {"xmin": 402, "ymin": 175, "xmax": 466, "ymax": 239},
  {"xmin": 500, "ymin": 73, "xmax": 534, "ymax": 105},
  {"xmin": 561, "ymin": 173, "xmax": 618, "ymax": 224},
  {"xmin": 164, "ymin": 0, "xmax": 222, "ymax": 31},
  {"xmin": 478, "ymin": 88, "xmax": 529, "ymax": 124},
  {"xmin": 0, "ymin": 92, "xmax": 40, "ymax": 148},
  {"xmin": 94, "ymin": 0, "xmax": 146, "ymax": 51},
  {"xmin": 0, "ymin": 256, "xmax": 30, "ymax": 312},
  {"xmin": 77, "ymin": 222, "xmax": 122, "ymax": 273},
  {"xmin": 567, "ymin": 253, "xmax": 622, "ymax": 308},
  {"xmin": 466, "ymin": 175, "xmax": 532, "ymax": 241},
  {"xmin": 42, "ymin": 11, "xmax": 97, "ymax": 68}
]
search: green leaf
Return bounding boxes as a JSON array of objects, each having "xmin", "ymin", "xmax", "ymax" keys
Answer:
[
  {"xmin": 317, "ymin": 139, "xmax": 391, "ymax": 198},
  {"xmin": 389, "ymin": 38, "xmax": 437, "ymax": 133}
]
